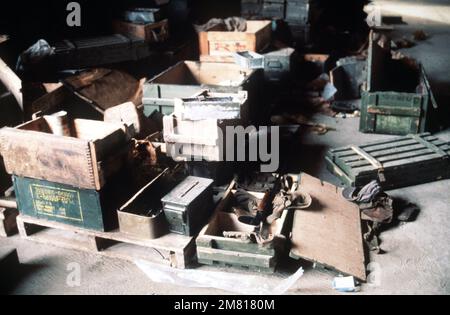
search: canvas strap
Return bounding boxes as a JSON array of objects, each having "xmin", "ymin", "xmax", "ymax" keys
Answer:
[{"xmin": 351, "ymin": 146, "xmax": 386, "ymax": 182}]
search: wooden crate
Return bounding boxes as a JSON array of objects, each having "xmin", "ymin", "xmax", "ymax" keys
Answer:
[
  {"xmin": 285, "ymin": 0, "xmax": 310, "ymax": 24},
  {"xmin": 262, "ymin": 1, "xmax": 286, "ymax": 19},
  {"xmin": 13, "ymin": 174, "xmax": 135, "ymax": 232},
  {"xmin": 241, "ymin": 0, "xmax": 263, "ymax": 18},
  {"xmin": 0, "ymin": 117, "xmax": 128, "ymax": 190},
  {"xmin": 113, "ymin": 19, "xmax": 170, "ymax": 43},
  {"xmin": 143, "ymin": 61, "xmax": 263, "ymax": 122},
  {"xmin": 198, "ymin": 20, "xmax": 272, "ymax": 63},
  {"xmin": 51, "ymin": 35, "xmax": 149, "ymax": 70},
  {"xmin": 16, "ymin": 215, "xmax": 195, "ymax": 269},
  {"xmin": 196, "ymin": 185, "xmax": 289, "ymax": 272},
  {"xmin": 289, "ymin": 23, "xmax": 310, "ymax": 46},
  {"xmin": 0, "ymin": 207, "xmax": 18, "ymax": 237},
  {"xmin": 123, "ymin": 8, "xmax": 164, "ymax": 24},
  {"xmin": 163, "ymin": 114, "xmax": 244, "ymax": 162},
  {"xmin": 360, "ymin": 32, "xmax": 438, "ymax": 135},
  {"xmin": 325, "ymin": 133, "xmax": 450, "ymax": 189},
  {"xmin": 174, "ymin": 90, "xmax": 249, "ymax": 121}
]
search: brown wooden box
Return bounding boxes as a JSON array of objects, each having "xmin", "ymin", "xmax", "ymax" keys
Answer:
[
  {"xmin": 0, "ymin": 117, "xmax": 128, "ymax": 190},
  {"xmin": 198, "ymin": 20, "xmax": 272, "ymax": 63},
  {"xmin": 113, "ymin": 19, "xmax": 170, "ymax": 43}
]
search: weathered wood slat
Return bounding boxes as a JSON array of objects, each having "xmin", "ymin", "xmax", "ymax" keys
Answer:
[
  {"xmin": 197, "ymin": 247, "xmax": 274, "ymax": 269},
  {"xmin": 338, "ymin": 137, "xmax": 442, "ymax": 160},
  {"xmin": 0, "ymin": 117, "xmax": 127, "ymax": 190},
  {"xmin": 329, "ymin": 135, "xmax": 440, "ymax": 161},
  {"xmin": 349, "ymin": 149, "xmax": 439, "ymax": 169},
  {"xmin": 353, "ymin": 165, "xmax": 449, "ymax": 188},
  {"xmin": 331, "ymin": 134, "xmax": 435, "ymax": 157},
  {"xmin": 197, "ymin": 235, "xmax": 276, "ymax": 255},
  {"xmin": 343, "ymin": 141, "xmax": 448, "ymax": 163},
  {"xmin": 412, "ymin": 134, "xmax": 449, "ymax": 157}
]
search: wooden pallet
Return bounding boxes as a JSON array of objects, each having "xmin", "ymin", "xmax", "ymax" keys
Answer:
[
  {"xmin": 16, "ymin": 215, "xmax": 196, "ymax": 269},
  {"xmin": 0, "ymin": 207, "xmax": 18, "ymax": 237}
]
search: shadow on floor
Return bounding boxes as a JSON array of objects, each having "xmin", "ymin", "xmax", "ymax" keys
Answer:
[
  {"xmin": 0, "ymin": 251, "xmax": 48, "ymax": 294},
  {"xmin": 285, "ymin": 143, "xmax": 329, "ymax": 177}
]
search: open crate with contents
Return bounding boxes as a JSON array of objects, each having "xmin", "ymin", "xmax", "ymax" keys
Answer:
[
  {"xmin": 143, "ymin": 61, "xmax": 263, "ymax": 122},
  {"xmin": 196, "ymin": 177, "xmax": 298, "ymax": 272},
  {"xmin": 360, "ymin": 32, "xmax": 438, "ymax": 135}
]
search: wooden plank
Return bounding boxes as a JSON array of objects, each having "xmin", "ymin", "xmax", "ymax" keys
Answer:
[
  {"xmin": 346, "ymin": 143, "xmax": 449, "ymax": 167},
  {"xmin": 367, "ymin": 105, "xmax": 421, "ymax": 117},
  {"xmin": 197, "ymin": 247, "xmax": 274, "ymax": 269},
  {"xmin": 290, "ymin": 173, "xmax": 366, "ymax": 281},
  {"xmin": 354, "ymin": 152, "xmax": 444, "ymax": 175},
  {"xmin": 199, "ymin": 55, "xmax": 235, "ymax": 63},
  {"xmin": 197, "ymin": 235, "xmax": 276, "ymax": 255},
  {"xmin": 411, "ymin": 134, "xmax": 449, "ymax": 157},
  {"xmin": 0, "ymin": 127, "xmax": 97, "ymax": 190},
  {"xmin": 0, "ymin": 118, "xmax": 127, "ymax": 190},
  {"xmin": 342, "ymin": 141, "xmax": 448, "ymax": 163},
  {"xmin": 16, "ymin": 215, "xmax": 195, "ymax": 269},
  {"xmin": 349, "ymin": 148, "xmax": 438, "ymax": 169},
  {"xmin": 332, "ymin": 134, "xmax": 436, "ymax": 158}
]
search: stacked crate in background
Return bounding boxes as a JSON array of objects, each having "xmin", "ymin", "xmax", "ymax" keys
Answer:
[
  {"xmin": 241, "ymin": 0, "xmax": 310, "ymax": 45},
  {"xmin": 143, "ymin": 61, "xmax": 262, "ymax": 121},
  {"xmin": 262, "ymin": 0, "xmax": 286, "ymax": 20},
  {"xmin": 113, "ymin": 7, "xmax": 170, "ymax": 43},
  {"xmin": 285, "ymin": 0, "xmax": 311, "ymax": 45},
  {"xmin": 242, "ymin": 0, "xmax": 286, "ymax": 20},
  {"xmin": 198, "ymin": 20, "xmax": 272, "ymax": 63},
  {"xmin": 241, "ymin": 0, "xmax": 264, "ymax": 18},
  {"xmin": 163, "ymin": 90, "xmax": 249, "ymax": 162}
]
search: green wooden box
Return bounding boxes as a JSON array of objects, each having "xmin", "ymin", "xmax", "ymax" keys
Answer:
[
  {"xmin": 325, "ymin": 133, "xmax": 450, "ymax": 189},
  {"xmin": 360, "ymin": 32, "xmax": 438, "ymax": 135},
  {"xmin": 196, "ymin": 187, "xmax": 288, "ymax": 272},
  {"xmin": 13, "ymin": 175, "xmax": 133, "ymax": 232}
]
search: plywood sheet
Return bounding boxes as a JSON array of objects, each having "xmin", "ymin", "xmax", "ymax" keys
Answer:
[{"xmin": 290, "ymin": 173, "xmax": 366, "ymax": 281}]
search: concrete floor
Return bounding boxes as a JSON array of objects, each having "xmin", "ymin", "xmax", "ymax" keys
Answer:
[{"xmin": 1, "ymin": 0, "xmax": 450, "ymax": 295}]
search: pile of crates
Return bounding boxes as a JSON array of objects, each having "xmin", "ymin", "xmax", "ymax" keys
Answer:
[{"xmin": 241, "ymin": 0, "xmax": 311, "ymax": 44}]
